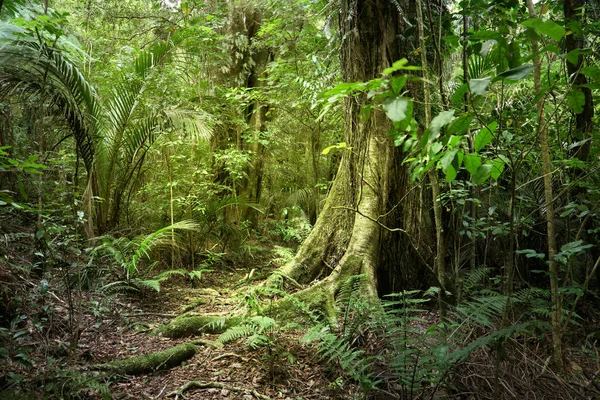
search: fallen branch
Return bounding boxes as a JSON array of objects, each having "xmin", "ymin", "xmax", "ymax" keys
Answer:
[
  {"xmin": 190, "ymin": 338, "xmax": 223, "ymax": 349},
  {"xmin": 168, "ymin": 380, "xmax": 271, "ymax": 400},
  {"xmin": 123, "ymin": 312, "xmax": 177, "ymax": 318},
  {"xmin": 212, "ymin": 352, "xmax": 246, "ymax": 362}
]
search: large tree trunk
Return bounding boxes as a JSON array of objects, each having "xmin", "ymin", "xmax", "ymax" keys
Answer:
[{"xmin": 275, "ymin": 0, "xmax": 430, "ymax": 312}]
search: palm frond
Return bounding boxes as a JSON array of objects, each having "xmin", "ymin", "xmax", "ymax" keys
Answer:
[
  {"xmin": 468, "ymin": 53, "xmax": 496, "ymax": 80},
  {"xmin": 0, "ymin": 29, "xmax": 98, "ymax": 172},
  {"xmin": 162, "ymin": 108, "xmax": 213, "ymax": 142}
]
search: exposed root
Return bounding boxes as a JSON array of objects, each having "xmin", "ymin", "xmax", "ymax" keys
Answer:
[
  {"xmin": 94, "ymin": 342, "xmax": 198, "ymax": 375},
  {"xmin": 167, "ymin": 380, "xmax": 272, "ymax": 400},
  {"xmin": 153, "ymin": 315, "xmax": 242, "ymax": 338}
]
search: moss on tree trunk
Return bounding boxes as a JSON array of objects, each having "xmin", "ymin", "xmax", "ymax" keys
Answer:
[
  {"xmin": 95, "ymin": 342, "xmax": 198, "ymax": 375},
  {"xmin": 268, "ymin": 0, "xmax": 428, "ymax": 314}
]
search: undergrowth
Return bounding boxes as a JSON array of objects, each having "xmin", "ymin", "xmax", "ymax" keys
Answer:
[{"xmin": 296, "ymin": 271, "xmax": 573, "ymax": 399}]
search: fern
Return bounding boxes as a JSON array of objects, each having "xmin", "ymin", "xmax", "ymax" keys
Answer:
[
  {"xmin": 217, "ymin": 325, "xmax": 257, "ymax": 344},
  {"xmin": 302, "ymin": 324, "xmax": 378, "ymax": 395},
  {"xmin": 188, "ymin": 269, "xmax": 212, "ymax": 282},
  {"xmin": 216, "ymin": 316, "xmax": 276, "ymax": 347},
  {"xmin": 134, "ymin": 279, "xmax": 162, "ymax": 292}
]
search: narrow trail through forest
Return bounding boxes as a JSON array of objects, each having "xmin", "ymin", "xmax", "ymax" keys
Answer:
[{"xmin": 78, "ymin": 267, "xmax": 342, "ymax": 400}]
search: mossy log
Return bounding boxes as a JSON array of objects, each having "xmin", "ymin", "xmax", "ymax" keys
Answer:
[
  {"xmin": 95, "ymin": 342, "xmax": 197, "ymax": 375},
  {"xmin": 154, "ymin": 315, "xmax": 242, "ymax": 338}
]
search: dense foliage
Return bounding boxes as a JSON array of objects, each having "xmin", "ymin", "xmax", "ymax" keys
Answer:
[{"xmin": 1, "ymin": 0, "xmax": 599, "ymax": 398}]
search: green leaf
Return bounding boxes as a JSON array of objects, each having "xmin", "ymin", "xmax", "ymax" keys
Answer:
[
  {"xmin": 391, "ymin": 76, "xmax": 407, "ymax": 95},
  {"xmin": 474, "ymin": 122, "xmax": 497, "ymax": 152},
  {"xmin": 490, "ymin": 159, "xmax": 505, "ymax": 180},
  {"xmin": 382, "ymin": 97, "xmax": 410, "ymax": 122},
  {"xmin": 567, "ymin": 89, "xmax": 585, "ymax": 114},
  {"xmin": 580, "ymin": 66, "xmax": 600, "ymax": 81},
  {"xmin": 464, "ymin": 154, "xmax": 482, "ymax": 175},
  {"xmin": 428, "ymin": 110, "xmax": 455, "ymax": 142},
  {"xmin": 382, "ymin": 58, "xmax": 421, "ymax": 75},
  {"xmin": 492, "ymin": 64, "xmax": 534, "ymax": 82},
  {"xmin": 451, "ymin": 83, "xmax": 469, "ymax": 106},
  {"xmin": 444, "ymin": 164, "xmax": 457, "ymax": 182},
  {"xmin": 516, "ymin": 249, "xmax": 545, "ymax": 259},
  {"xmin": 473, "ymin": 163, "xmax": 493, "ymax": 184},
  {"xmin": 447, "ymin": 114, "xmax": 473, "ymax": 136},
  {"xmin": 469, "ymin": 78, "xmax": 491, "ymax": 95},
  {"xmin": 440, "ymin": 149, "xmax": 458, "ymax": 171},
  {"xmin": 521, "ymin": 18, "xmax": 566, "ymax": 41},
  {"xmin": 322, "ymin": 142, "xmax": 350, "ymax": 155},
  {"xmin": 471, "ymin": 30, "xmax": 502, "ymax": 41},
  {"xmin": 566, "ymin": 49, "xmax": 592, "ymax": 66}
]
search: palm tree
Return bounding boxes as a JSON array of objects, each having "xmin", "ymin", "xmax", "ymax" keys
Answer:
[{"xmin": 0, "ymin": 16, "xmax": 209, "ymax": 235}]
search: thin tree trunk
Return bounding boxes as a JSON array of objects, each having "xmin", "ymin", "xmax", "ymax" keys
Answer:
[
  {"xmin": 416, "ymin": 0, "xmax": 448, "ymax": 315},
  {"xmin": 525, "ymin": 0, "xmax": 563, "ymax": 370}
]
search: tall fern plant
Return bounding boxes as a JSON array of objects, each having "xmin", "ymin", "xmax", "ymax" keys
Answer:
[{"xmin": 0, "ymin": 12, "xmax": 210, "ymax": 236}]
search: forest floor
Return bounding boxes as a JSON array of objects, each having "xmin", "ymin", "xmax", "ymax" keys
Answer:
[
  {"xmin": 3, "ymin": 246, "xmax": 600, "ymax": 399},
  {"xmin": 2, "ymin": 259, "xmax": 359, "ymax": 400},
  {"xmin": 83, "ymin": 268, "xmax": 343, "ymax": 400}
]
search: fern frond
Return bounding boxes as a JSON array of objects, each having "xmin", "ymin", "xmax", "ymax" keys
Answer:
[
  {"xmin": 216, "ymin": 325, "xmax": 257, "ymax": 344},
  {"xmin": 336, "ymin": 274, "xmax": 366, "ymax": 309},
  {"xmin": 154, "ymin": 269, "xmax": 187, "ymax": 280},
  {"xmin": 134, "ymin": 279, "xmax": 162, "ymax": 292}
]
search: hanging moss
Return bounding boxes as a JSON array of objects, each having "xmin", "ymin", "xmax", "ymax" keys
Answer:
[
  {"xmin": 153, "ymin": 315, "xmax": 242, "ymax": 339},
  {"xmin": 95, "ymin": 342, "xmax": 197, "ymax": 375}
]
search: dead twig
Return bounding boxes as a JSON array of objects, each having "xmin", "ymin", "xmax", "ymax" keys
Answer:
[
  {"xmin": 212, "ymin": 352, "xmax": 246, "ymax": 362},
  {"xmin": 168, "ymin": 380, "xmax": 271, "ymax": 400}
]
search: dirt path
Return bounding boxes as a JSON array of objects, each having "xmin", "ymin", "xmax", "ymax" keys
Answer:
[{"xmin": 79, "ymin": 270, "xmax": 343, "ymax": 399}]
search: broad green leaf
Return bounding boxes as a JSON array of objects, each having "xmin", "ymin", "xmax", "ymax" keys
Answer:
[
  {"xmin": 382, "ymin": 97, "xmax": 410, "ymax": 122},
  {"xmin": 473, "ymin": 163, "xmax": 493, "ymax": 184},
  {"xmin": 522, "ymin": 18, "xmax": 566, "ymax": 41},
  {"xmin": 429, "ymin": 110, "xmax": 455, "ymax": 141},
  {"xmin": 447, "ymin": 135, "xmax": 462, "ymax": 148},
  {"xmin": 474, "ymin": 122, "xmax": 497, "ymax": 152},
  {"xmin": 451, "ymin": 83, "xmax": 469, "ymax": 105},
  {"xmin": 391, "ymin": 76, "xmax": 407, "ymax": 95},
  {"xmin": 566, "ymin": 49, "xmax": 592, "ymax": 66},
  {"xmin": 455, "ymin": 149, "xmax": 464, "ymax": 170},
  {"xmin": 493, "ymin": 64, "xmax": 534, "ymax": 82},
  {"xmin": 491, "ymin": 159, "xmax": 505, "ymax": 180},
  {"xmin": 567, "ymin": 89, "xmax": 585, "ymax": 114},
  {"xmin": 382, "ymin": 58, "xmax": 421, "ymax": 75},
  {"xmin": 430, "ymin": 142, "xmax": 443, "ymax": 156},
  {"xmin": 469, "ymin": 78, "xmax": 491, "ymax": 95},
  {"xmin": 464, "ymin": 154, "xmax": 482, "ymax": 175},
  {"xmin": 440, "ymin": 148, "xmax": 459, "ymax": 171},
  {"xmin": 581, "ymin": 66, "xmax": 600, "ymax": 81},
  {"xmin": 444, "ymin": 164, "xmax": 457, "ymax": 182},
  {"xmin": 447, "ymin": 114, "xmax": 473, "ymax": 136}
]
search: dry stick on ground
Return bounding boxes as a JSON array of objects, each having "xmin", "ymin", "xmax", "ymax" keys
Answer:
[
  {"xmin": 123, "ymin": 312, "xmax": 177, "ymax": 318},
  {"xmin": 212, "ymin": 352, "xmax": 246, "ymax": 362},
  {"xmin": 168, "ymin": 380, "xmax": 272, "ymax": 400}
]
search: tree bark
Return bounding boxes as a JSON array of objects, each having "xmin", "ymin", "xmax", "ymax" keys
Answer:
[
  {"xmin": 274, "ymin": 0, "xmax": 427, "ymax": 310},
  {"xmin": 526, "ymin": 0, "xmax": 563, "ymax": 370},
  {"xmin": 564, "ymin": 0, "xmax": 593, "ymax": 161}
]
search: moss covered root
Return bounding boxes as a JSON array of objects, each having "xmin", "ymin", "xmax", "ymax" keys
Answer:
[
  {"xmin": 95, "ymin": 342, "xmax": 197, "ymax": 375},
  {"xmin": 153, "ymin": 315, "xmax": 242, "ymax": 339}
]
